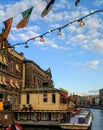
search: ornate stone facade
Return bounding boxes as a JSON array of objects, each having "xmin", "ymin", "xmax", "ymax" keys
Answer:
[
  {"xmin": 24, "ymin": 59, "xmax": 53, "ymax": 89},
  {"xmin": 0, "ymin": 36, "xmax": 24, "ymax": 111},
  {"xmin": 0, "ymin": 35, "xmax": 54, "ymax": 111}
]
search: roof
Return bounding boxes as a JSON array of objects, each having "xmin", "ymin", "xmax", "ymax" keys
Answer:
[
  {"xmin": 21, "ymin": 87, "xmax": 60, "ymax": 93},
  {"xmin": 24, "ymin": 59, "xmax": 52, "ymax": 77}
]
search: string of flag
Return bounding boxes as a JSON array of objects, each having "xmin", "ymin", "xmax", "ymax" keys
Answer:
[
  {"xmin": 0, "ymin": 0, "xmax": 80, "ymax": 40},
  {"xmin": 10, "ymin": 9, "xmax": 103, "ymax": 49},
  {"xmin": 2, "ymin": 6, "xmax": 34, "ymax": 39}
]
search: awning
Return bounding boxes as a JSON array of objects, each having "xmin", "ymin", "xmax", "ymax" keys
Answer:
[
  {"xmin": 0, "ymin": 76, "xmax": 3, "ymax": 85},
  {"xmin": 16, "ymin": 64, "xmax": 20, "ymax": 72},
  {"xmin": 15, "ymin": 80, "xmax": 20, "ymax": 89},
  {"xmin": 3, "ymin": 81, "xmax": 8, "ymax": 86},
  {"xmin": 0, "ymin": 81, "xmax": 3, "ymax": 85},
  {"xmin": 10, "ymin": 79, "xmax": 15, "ymax": 88},
  {"xmin": 11, "ymin": 83, "xmax": 15, "ymax": 87},
  {"xmin": 0, "ymin": 55, "xmax": 3, "ymax": 64},
  {"xmin": 15, "ymin": 84, "xmax": 20, "ymax": 89},
  {"xmin": 2, "ymin": 76, "xmax": 8, "ymax": 85},
  {"xmin": 3, "ymin": 57, "xmax": 8, "ymax": 66},
  {"xmin": 60, "ymin": 92, "xmax": 68, "ymax": 98}
]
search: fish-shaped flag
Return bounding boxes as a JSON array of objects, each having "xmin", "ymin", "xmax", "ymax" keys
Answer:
[
  {"xmin": 16, "ymin": 7, "xmax": 33, "ymax": 29},
  {"xmin": 15, "ymin": 122, "xmax": 22, "ymax": 130},
  {"xmin": 75, "ymin": 0, "xmax": 80, "ymax": 6},
  {"xmin": 2, "ymin": 17, "xmax": 13, "ymax": 39},
  {"xmin": 41, "ymin": 0, "xmax": 55, "ymax": 17}
]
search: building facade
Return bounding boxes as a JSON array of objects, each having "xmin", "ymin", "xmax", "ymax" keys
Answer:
[
  {"xmin": 14, "ymin": 59, "xmax": 70, "ymax": 125},
  {"xmin": 24, "ymin": 59, "xmax": 53, "ymax": 89},
  {"xmin": 0, "ymin": 35, "xmax": 70, "ymax": 126},
  {"xmin": 0, "ymin": 36, "xmax": 24, "ymax": 111},
  {"xmin": 99, "ymin": 89, "xmax": 103, "ymax": 107}
]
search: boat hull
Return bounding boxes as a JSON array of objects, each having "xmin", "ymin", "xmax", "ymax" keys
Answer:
[
  {"xmin": 60, "ymin": 110, "xmax": 93, "ymax": 130},
  {"xmin": 60, "ymin": 124, "xmax": 90, "ymax": 130}
]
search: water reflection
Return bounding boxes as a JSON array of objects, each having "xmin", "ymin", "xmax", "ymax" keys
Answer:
[
  {"xmin": 91, "ymin": 109, "xmax": 103, "ymax": 130},
  {"xmin": 23, "ymin": 126, "xmax": 61, "ymax": 130}
]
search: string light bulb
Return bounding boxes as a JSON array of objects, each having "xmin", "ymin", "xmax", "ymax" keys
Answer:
[
  {"xmin": 40, "ymin": 36, "xmax": 45, "ymax": 42},
  {"xmin": 79, "ymin": 19, "xmax": 85, "ymax": 26},
  {"xmin": 57, "ymin": 28, "xmax": 62, "ymax": 36},
  {"xmin": 48, "ymin": 30, "xmax": 52, "ymax": 33},
  {"xmin": 24, "ymin": 43, "xmax": 29, "ymax": 48},
  {"xmin": 91, "ymin": 10, "xmax": 94, "ymax": 13}
]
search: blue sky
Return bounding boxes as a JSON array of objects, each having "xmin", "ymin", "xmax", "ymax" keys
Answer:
[{"xmin": 0, "ymin": 0, "xmax": 103, "ymax": 95}]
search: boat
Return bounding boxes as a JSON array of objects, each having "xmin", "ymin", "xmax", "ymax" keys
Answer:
[{"xmin": 60, "ymin": 108, "xmax": 93, "ymax": 130}]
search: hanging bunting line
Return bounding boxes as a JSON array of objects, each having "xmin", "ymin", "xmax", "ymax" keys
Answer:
[
  {"xmin": 0, "ymin": 0, "xmax": 80, "ymax": 31},
  {"xmin": 0, "ymin": 0, "xmax": 81, "ymax": 39},
  {"xmin": 0, "ymin": 0, "xmax": 52, "ymax": 39}
]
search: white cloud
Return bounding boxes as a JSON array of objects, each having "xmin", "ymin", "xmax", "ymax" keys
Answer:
[
  {"xmin": 9, "ymin": 34, "xmax": 16, "ymax": 41},
  {"xmin": 94, "ymin": 1, "xmax": 103, "ymax": 6},
  {"xmin": 84, "ymin": 60, "xmax": 99, "ymax": 69},
  {"xmin": 16, "ymin": 33, "xmax": 29, "ymax": 41},
  {"xmin": 0, "ymin": 10, "xmax": 5, "ymax": 19},
  {"xmin": 75, "ymin": 34, "xmax": 86, "ymax": 41},
  {"xmin": 69, "ymin": 60, "xmax": 100, "ymax": 70},
  {"xmin": 0, "ymin": 5, "xmax": 4, "ymax": 9},
  {"xmin": 86, "ymin": 17, "xmax": 101, "ymax": 29},
  {"xmin": 92, "ymin": 39, "xmax": 103, "ymax": 54}
]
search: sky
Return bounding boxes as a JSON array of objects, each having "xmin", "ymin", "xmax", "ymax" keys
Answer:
[{"xmin": 0, "ymin": 0, "xmax": 103, "ymax": 95}]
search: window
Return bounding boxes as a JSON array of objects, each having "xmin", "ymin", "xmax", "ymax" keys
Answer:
[
  {"xmin": 43, "ymin": 93, "xmax": 48, "ymax": 102},
  {"xmin": 60, "ymin": 96, "xmax": 67, "ymax": 103},
  {"xmin": 9, "ymin": 62, "xmax": 14, "ymax": 73},
  {"xmin": 26, "ymin": 94, "xmax": 30, "ymax": 104},
  {"xmin": 0, "ymin": 94, "xmax": 3, "ymax": 101},
  {"xmin": 14, "ymin": 95, "xmax": 18, "ymax": 105},
  {"xmin": 52, "ymin": 93, "xmax": 56, "ymax": 103},
  {"xmin": 33, "ymin": 75, "xmax": 36, "ymax": 83},
  {"xmin": 41, "ymin": 113, "xmax": 48, "ymax": 120}
]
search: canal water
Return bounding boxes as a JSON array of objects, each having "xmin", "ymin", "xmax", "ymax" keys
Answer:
[
  {"xmin": 23, "ymin": 109, "xmax": 103, "ymax": 130},
  {"xmin": 91, "ymin": 109, "xmax": 103, "ymax": 130}
]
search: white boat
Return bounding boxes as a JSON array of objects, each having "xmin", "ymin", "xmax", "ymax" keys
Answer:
[{"xmin": 60, "ymin": 109, "xmax": 93, "ymax": 130}]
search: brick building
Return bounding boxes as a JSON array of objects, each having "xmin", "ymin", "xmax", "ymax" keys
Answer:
[
  {"xmin": 0, "ymin": 35, "xmax": 24, "ymax": 111},
  {"xmin": 23, "ymin": 59, "xmax": 53, "ymax": 89},
  {"xmin": 0, "ymin": 34, "xmax": 69, "ymax": 126},
  {"xmin": 0, "ymin": 33, "xmax": 55, "ymax": 125},
  {"xmin": 0, "ymin": 35, "xmax": 54, "ymax": 111}
]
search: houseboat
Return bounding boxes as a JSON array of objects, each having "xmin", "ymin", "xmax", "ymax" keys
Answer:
[
  {"xmin": 14, "ymin": 88, "xmax": 70, "ymax": 126},
  {"xmin": 60, "ymin": 108, "xmax": 93, "ymax": 130}
]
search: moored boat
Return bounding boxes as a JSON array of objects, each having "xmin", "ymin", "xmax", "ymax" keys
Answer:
[{"xmin": 60, "ymin": 108, "xmax": 93, "ymax": 130}]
